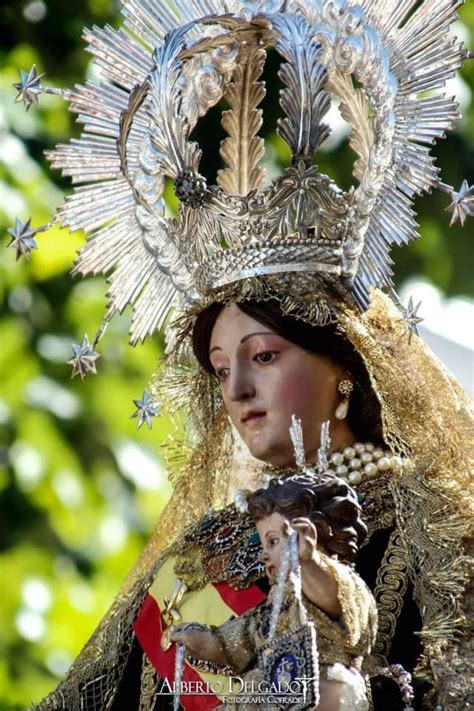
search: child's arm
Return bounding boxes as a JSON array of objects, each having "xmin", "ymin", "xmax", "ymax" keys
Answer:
[
  {"xmin": 170, "ymin": 613, "xmax": 258, "ymax": 672},
  {"xmin": 290, "ymin": 518, "xmax": 342, "ymax": 620}
]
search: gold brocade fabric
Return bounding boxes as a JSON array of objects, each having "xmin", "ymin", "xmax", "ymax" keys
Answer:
[
  {"xmin": 315, "ymin": 554, "xmax": 378, "ymax": 668},
  {"xmin": 340, "ymin": 292, "xmax": 473, "ymax": 702},
  {"xmin": 33, "ymin": 289, "xmax": 473, "ymax": 710}
]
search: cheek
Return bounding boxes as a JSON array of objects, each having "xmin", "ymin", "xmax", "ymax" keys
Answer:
[
  {"xmin": 270, "ymin": 368, "xmax": 322, "ymax": 416},
  {"xmin": 272, "ymin": 543, "xmax": 282, "ymax": 565},
  {"xmin": 221, "ymin": 391, "xmax": 239, "ymax": 423}
]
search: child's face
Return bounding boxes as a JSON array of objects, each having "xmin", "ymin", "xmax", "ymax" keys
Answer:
[{"xmin": 256, "ymin": 512, "xmax": 289, "ymax": 582}]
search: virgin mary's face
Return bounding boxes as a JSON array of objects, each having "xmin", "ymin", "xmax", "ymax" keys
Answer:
[{"xmin": 209, "ymin": 305, "xmax": 350, "ymax": 467}]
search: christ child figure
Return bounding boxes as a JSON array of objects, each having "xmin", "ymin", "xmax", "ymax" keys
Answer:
[{"xmin": 171, "ymin": 474, "xmax": 378, "ymax": 710}]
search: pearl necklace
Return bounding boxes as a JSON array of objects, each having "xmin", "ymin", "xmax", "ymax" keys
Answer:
[
  {"xmin": 322, "ymin": 442, "xmax": 402, "ymax": 486},
  {"xmin": 238, "ymin": 443, "xmax": 403, "ymax": 511}
]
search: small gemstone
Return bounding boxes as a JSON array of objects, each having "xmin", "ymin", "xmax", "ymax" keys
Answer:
[
  {"xmin": 349, "ymin": 458, "xmax": 361, "ymax": 470},
  {"xmin": 354, "ymin": 443, "xmax": 365, "ymax": 454},
  {"xmin": 372, "ymin": 448, "xmax": 384, "ymax": 460},
  {"xmin": 365, "ymin": 443, "xmax": 375, "ymax": 451},
  {"xmin": 330, "ymin": 452, "xmax": 344, "ymax": 465},
  {"xmin": 336, "ymin": 464, "xmax": 348, "ymax": 477},
  {"xmin": 361, "ymin": 452, "xmax": 373, "ymax": 464}
]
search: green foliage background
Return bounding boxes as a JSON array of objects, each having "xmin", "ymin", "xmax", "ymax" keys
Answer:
[{"xmin": 0, "ymin": 1, "xmax": 473, "ymax": 709}]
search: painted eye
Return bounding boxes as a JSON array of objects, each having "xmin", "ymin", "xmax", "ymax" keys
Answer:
[
  {"xmin": 255, "ymin": 351, "xmax": 278, "ymax": 364},
  {"xmin": 214, "ymin": 368, "xmax": 229, "ymax": 381}
]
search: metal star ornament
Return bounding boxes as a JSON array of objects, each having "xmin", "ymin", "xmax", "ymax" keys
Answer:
[
  {"xmin": 7, "ymin": 217, "xmax": 39, "ymax": 260},
  {"xmin": 66, "ymin": 335, "xmax": 101, "ymax": 379},
  {"xmin": 131, "ymin": 389, "xmax": 159, "ymax": 430},
  {"xmin": 445, "ymin": 180, "xmax": 474, "ymax": 227},
  {"xmin": 404, "ymin": 296, "xmax": 424, "ymax": 345},
  {"xmin": 13, "ymin": 65, "xmax": 45, "ymax": 110}
]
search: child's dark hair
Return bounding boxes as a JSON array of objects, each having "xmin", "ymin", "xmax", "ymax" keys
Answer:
[{"xmin": 247, "ymin": 474, "xmax": 367, "ymax": 562}]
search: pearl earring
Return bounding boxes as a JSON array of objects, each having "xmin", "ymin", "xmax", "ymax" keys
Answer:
[{"xmin": 335, "ymin": 379, "xmax": 353, "ymax": 420}]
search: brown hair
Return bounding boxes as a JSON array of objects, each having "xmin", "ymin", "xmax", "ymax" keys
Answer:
[
  {"xmin": 247, "ymin": 474, "xmax": 367, "ymax": 562},
  {"xmin": 192, "ymin": 299, "xmax": 384, "ymax": 445}
]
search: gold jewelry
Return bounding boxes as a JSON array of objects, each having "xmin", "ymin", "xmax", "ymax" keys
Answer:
[
  {"xmin": 160, "ymin": 577, "xmax": 188, "ymax": 650},
  {"xmin": 335, "ymin": 379, "xmax": 353, "ymax": 420}
]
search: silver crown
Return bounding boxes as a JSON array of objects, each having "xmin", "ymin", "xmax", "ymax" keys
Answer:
[{"xmin": 11, "ymin": 0, "xmax": 472, "ymax": 346}]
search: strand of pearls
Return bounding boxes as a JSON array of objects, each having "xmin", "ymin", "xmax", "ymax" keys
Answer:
[
  {"xmin": 268, "ymin": 533, "xmax": 292, "ymax": 642},
  {"xmin": 173, "ymin": 642, "xmax": 185, "ymax": 711},
  {"xmin": 288, "ymin": 529, "xmax": 307, "ymax": 626},
  {"xmin": 322, "ymin": 443, "xmax": 402, "ymax": 486}
]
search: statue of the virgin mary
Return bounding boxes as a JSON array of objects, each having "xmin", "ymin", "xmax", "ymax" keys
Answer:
[{"xmin": 11, "ymin": 1, "xmax": 472, "ymax": 708}]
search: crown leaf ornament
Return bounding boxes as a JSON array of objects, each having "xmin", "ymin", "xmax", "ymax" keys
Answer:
[
  {"xmin": 8, "ymin": 0, "xmax": 473, "ymax": 351},
  {"xmin": 217, "ymin": 41, "xmax": 267, "ymax": 195}
]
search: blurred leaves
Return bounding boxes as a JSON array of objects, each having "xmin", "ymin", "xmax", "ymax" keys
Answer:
[
  {"xmin": 0, "ymin": 1, "xmax": 473, "ymax": 709},
  {"xmin": 1, "ymin": 6, "xmax": 172, "ymax": 708}
]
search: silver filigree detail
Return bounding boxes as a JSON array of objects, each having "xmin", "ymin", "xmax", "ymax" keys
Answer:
[
  {"xmin": 404, "ymin": 296, "xmax": 423, "ymax": 345},
  {"xmin": 66, "ymin": 335, "xmax": 100, "ymax": 380},
  {"xmin": 270, "ymin": 12, "xmax": 331, "ymax": 161},
  {"xmin": 131, "ymin": 389, "xmax": 160, "ymax": 429},
  {"xmin": 234, "ymin": 488, "xmax": 251, "ymax": 513},
  {"xmin": 218, "ymin": 42, "xmax": 267, "ymax": 195},
  {"xmin": 289, "ymin": 413, "xmax": 306, "ymax": 470},
  {"xmin": 445, "ymin": 180, "xmax": 474, "ymax": 227},
  {"xmin": 33, "ymin": 0, "xmax": 467, "ymax": 346},
  {"xmin": 13, "ymin": 65, "xmax": 45, "ymax": 110},
  {"xmin": 7, "ymin": 217, "xmax": 39, "ymax": 260},
  {"xmin": 317, "ymin": 420, "xmax": 331, "ymax": 473},
  {"xmin": 174, "ymin": 170, "xmax": 207, "ymax": 207}
]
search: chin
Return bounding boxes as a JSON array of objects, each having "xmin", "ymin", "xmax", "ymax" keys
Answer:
[{"xmin": 247, "ymin": 438, "xmax": 291, "ymax": 468}]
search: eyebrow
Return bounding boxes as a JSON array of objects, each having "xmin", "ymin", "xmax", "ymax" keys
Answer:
[{"xmin": 209, "ymin": 331, "xmax": 275, "ymax": 355}]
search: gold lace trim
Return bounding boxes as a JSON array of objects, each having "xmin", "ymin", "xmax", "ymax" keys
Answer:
[
  {"xmin": 139, "ymin": 654, "xmax": 160, "ymax": 711},
  {"xmin": 372, "ymin": 529, "xmax": 408, "ymax": 664}
]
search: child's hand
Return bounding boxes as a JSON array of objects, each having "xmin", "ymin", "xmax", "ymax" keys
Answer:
[
  {"xmin": 288, "ymin": 518, "xmax": 342, "ymax": 619},
  {"xmin": 170, "ymin": 623, "xmax": 210, "ymax": 657},
  {"xmin": 170, "ymin": 623, "xmax": 226, "ymax": 665},
  {"xmin": 287, "ymin": 517, "xmax": 318, "ymax": 563}
]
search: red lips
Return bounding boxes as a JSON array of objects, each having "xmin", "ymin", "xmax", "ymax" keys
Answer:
[{"xmin": 241, "ymin": 410, "xmax": 266, "ymax": 424}]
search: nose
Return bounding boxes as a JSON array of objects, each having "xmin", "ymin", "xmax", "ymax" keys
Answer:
[
  {"xmin": 226, "ymin": 362, "xmax": 256, "ymax": 402},
  {"xmin": 259, "ymin": 548, "xmax": 269, "ymax": 564}
]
